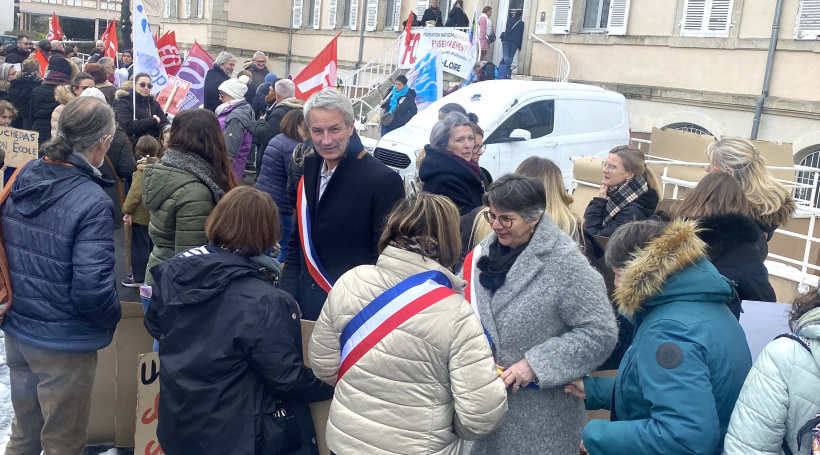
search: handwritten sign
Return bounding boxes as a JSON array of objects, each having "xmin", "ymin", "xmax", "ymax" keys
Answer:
[
  {"xmin": 135, "ymin": 352, "xmax": 163, "ymax": 455},
  {"xmin": 155, "ymin": 76, "xmax": 192, "ymax": 116},
  {"xmin": 398, "ymin": 28, "xmax": 477, "ymax": 79},
  {"xmin": 0, "ymin": 126, "xmax": 39, "ymax": 168}
]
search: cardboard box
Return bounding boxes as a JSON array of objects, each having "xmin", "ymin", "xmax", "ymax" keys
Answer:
[
  {"xmin": 87, "ymin": 301, "xmax": 155, "ymax": 447},
  {"xmin": 131, "ymin": 320, "xmax": 332, "ymax": 454}
]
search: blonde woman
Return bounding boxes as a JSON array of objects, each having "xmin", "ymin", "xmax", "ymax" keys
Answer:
[
  {"xmin": 706, "ymin": 137, "xmax": 795, "ymax": 244},
  {"xmin": 584, "ymin": 145, "xmax": 661, "ymax": 237}
]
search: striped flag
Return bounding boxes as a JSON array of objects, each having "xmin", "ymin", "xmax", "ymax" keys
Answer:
[{"xmin": 469, "ymin": 4, "xmax": 478, "ymax": 43}]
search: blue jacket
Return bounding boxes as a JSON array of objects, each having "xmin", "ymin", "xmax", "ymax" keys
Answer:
[
  {"xmin": 2, "ymin": 153, "xmax": 121, "ymax": 351},
  {"xmin": 256, "ymin": 133, "xmax": 298, "ymax": 216},
  {"xmin": 582, "ymin": 220, "xmax": 752, "ymax": 455}
]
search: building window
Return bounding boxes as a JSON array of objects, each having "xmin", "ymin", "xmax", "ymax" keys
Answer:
[
  {"xmin": 385, "ymin": 0, "xmax": 396, "ymax": 28},
  {"xmin": 680, "ymin": 0, "xmax": 734, "ymax": 38},
  {"xmin": 797, "ymin": 149, "xmax": 820, "ymax": 208},
  {"xmin": 667, "ymin": 122, "xmax": 713, "ymax": 136},
  {"xmin": 582, "ymin": 0, "xmax": 610, "ymax": 30},
  {"xmin": 342, "ymin": 0, "xmax": 352, "ymax": 28},
  {"xmin": 66, "ymin": 0, "xmax": 81, "ymax": 5},
  {"xmin": 184, "ymin": 0, "xmax": 191, "ymax": 18},
  {"xmin": 100, "ymin": 0, "xmax": 120, "ymax": 10},
  {"xmin": 795, "ymin": 0, "xmax": 820, "ymax": 40},
  {"xmin": 164, "ymin": 0, "xmax": 171, "ymax": 18},
  {"xmin": 197, "ymin": 0, "xmax": 203, "ymax": 18}
]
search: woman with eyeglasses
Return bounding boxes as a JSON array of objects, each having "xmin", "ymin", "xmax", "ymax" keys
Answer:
[
  {"xmin": 419, "ymin": 112, "xmax": 485, "ymax": 215},
  {"xmin": 465, "ymin": 174, "xmax": 618, "ymax": 455},
  {"xmin": 583, "ymin": 145, "xmax": 661, "ymax": 237},
  {"xmin": 115, "ymin": 72, "xmax": 169, "ymax": 144}
]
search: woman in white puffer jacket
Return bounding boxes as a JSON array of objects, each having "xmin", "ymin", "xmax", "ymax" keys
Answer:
[
  {"xmin": 723, "ymin": 290, "xmax": 820, "ymax": 455},
  {"xmin": 308, "ymin": 193, "xmax": 508, "ymax": 455}
]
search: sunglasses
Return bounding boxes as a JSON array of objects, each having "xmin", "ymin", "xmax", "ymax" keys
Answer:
[{"xmin": 139, "ymin": 82, "xmax": 153, "ymax": 89}]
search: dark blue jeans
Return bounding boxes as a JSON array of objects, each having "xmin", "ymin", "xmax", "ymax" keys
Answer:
[
  {"xmin": 277, "ymin": 214, "xmax": 293, "ymax": 263},
  {"xmin": 499, "ymin": 41, "xmax": 517, "ymax": 79}
]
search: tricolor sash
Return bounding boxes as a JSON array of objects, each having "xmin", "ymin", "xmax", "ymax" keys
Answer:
[
  {"xmin": 463, "ymin": 245, "xmax": 539, "ymax": 389},
  {"xmin": 337, "ymin": 270, "xmax": 456, "ymax": 383},
  {"xmin": 297, "ymin": 176, "xmax": 334, "ymax": 293}
]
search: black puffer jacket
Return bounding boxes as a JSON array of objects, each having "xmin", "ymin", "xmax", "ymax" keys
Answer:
[
  {"xmin": 114, "ymin": 87, "xmax": 169, "ymax": 143},
  {"xmin": 697, "ymin": 213, "xmax": 776, "ymax": 318},
  {"xmin": 4, "ymin": 45, "xmax": 30, "ymax": 64},
  {"xmin": 145, "ymin": 244, "xmax": 334, "ymax": 455},
  {"xmin": 28, "ymin": 83, "xmax": 59, "ymax": 145},
  {"xmin": 445, "ymin": 5, "xmax": 470, "ymax": 27},
  {"xmin": 203, "ymin": 65, "xmax": 230, "ymax": 112},
  {"xmin": 583, "ymin": 188, "xmax": 659, "ymax": 237},
  {"xmin": 9, "ymin": 75, "xmax": 42, "ymax": 130},
  {"xmin": 251, "ymin": 98, "xmax": 304, "ymax": 152},
  {"xmin": 419, "ymin": 145, "xmax": 484, "ymax": 216}
]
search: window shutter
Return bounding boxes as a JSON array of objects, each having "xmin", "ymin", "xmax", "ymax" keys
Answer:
[
  {"xmin": 164, "ymin": 0, "xmax": 170, "ymax": 18},
  {"xmin": 184, "ymin": 0, "xmax": 191, "ymax": 18},
  {"xmin": 416, "ymin": 0, "xmax": 428, "ymax": 18},
  {"xmin": 350, "ymin": 0, "xmax": 359, "ymax": 30},
  {"xmin": 393, "ymin": 0, "xmax": 402, "ymax": 31},
  {"xmin": 681, "ymin": 0, "xmax": 733, "ymax": 37},
  {"xmin": 197, "ymin": 0, "xmax": 203, "ymax": 18},
  {"xmin": 313, "ymin": 0, "xmax": 322, "ymax": 28},
  {"xmin": 606, "ymin": 0, "xmax": 631, "ymax": 35},
  {"xmin": 365, "ymin": 0, "xmax": 378, "ymax": 31},
  {"xmin": 293, "ymin": 0, "xmax": 303, "ymax": 28},
  {"xmin": 550, "ymin": 0, "xmax": 573, "ymax": 34},
  {"xmin": 795, "ymin": 0, "xmax": 820, "ymax": 40},
  {"xmin": 328, "ymin": 0, "xmax": 338, "ymax": 29}
]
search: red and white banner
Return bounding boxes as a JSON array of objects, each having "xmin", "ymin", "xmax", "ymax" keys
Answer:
[
  {"xmin": 398, "ymin": 28, "xmax": 476, "ymax": 79},
  {"xmin": 46, "ymin": 13, "xmax": 63, "ymax": 41},
  {"xmin": 100, "ymin": 21, "xmax": 118, "ymax": 59},
  {"xmin": 293, "ymin": 33, "xmax": 339, "ymax": 101},
  {"xmin": 156, "ymin": 31, "xmax": 181, "ymax": 76},
  {"xmin": 155, "ymin": 75, "xmax": 191, "ymax": 116}
]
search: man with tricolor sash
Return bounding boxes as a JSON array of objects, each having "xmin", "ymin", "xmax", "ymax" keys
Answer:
[{"xmin": 281, "ymin": 90, "xmax": 404, "ymax": 320}]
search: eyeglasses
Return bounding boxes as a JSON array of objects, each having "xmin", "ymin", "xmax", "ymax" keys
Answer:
[
  {"xmin": 139, "ymin": 82, "xmax": 153, "ymax": 89},
  {"xmin": 473, "ymin": 144, "xmax": 486, "ymax": 154},
  {"xmin": 483, "ymin": 211, "xmax": 518, "ymax": 229},
  {"xmin": 253, "ymin": 60, "xmax": 266, "ymax": 64},
  {"xmin": 218, "ymin": 91, "xmax": 227, "ymax": 97},
  {"xmin": 602, "ymin": 161, "xmax": 618, "ymax": 171}
]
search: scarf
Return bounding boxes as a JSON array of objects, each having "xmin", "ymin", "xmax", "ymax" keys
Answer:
[
  {"xmin": 477, "ymin": 238, "xmax": 529, "ymax": 293},
  {"xmin": 795, "ymin": 307, "xmax": 820, "ymax": 334},
  {"xmin": 388, "ymin": 84, "xmax": 409, "ymax": 114},
  {"xmin": 444, "ymin": 148, "xmax": 483, "ymax": 181},
  {"xmin": 215, "ymin": 98, "xmax": 244, "ymax": 116},
  {"xmin": 388, "ymin": 236, "xmax": 441, "ymax": 263},
  {"xmin": 161, "ymin": 148, "xmax": 227, "ymax": 201},
  {"xmin": 603, "ymin": 174, "xmax": 649, "ymax": 225},
  {"xmin": 43, "ymin": 70, "xmax": 71, "ymax": 86}
]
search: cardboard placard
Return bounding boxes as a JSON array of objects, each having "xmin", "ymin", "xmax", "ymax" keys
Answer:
[
  {"xmin": 87, "ymin": 301, "xmax": 155, "ymax": 447},
  {"xmin": 0, "ymin": 126, "xmax": 39, "ymax": 168},
  {"xmin": 155, "ymin": 75, "xmax": 191, "ymax": 116},
  {"xmin": 301, "ymin": 319, "xmax": 332, "ymax": 455},
  {"xmin": 135, "ymin": 352, "xmax": 162, "ymax": 455}
]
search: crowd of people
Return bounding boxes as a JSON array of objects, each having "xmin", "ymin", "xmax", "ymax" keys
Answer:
[{"xmin": 0, "ymin": 31, "xmax": 817, "ymax": 455}]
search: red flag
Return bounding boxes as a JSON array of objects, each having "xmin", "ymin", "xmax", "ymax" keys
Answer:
[
  {"xmin": 293, "ymin": 34, "xmax": 339, "ymax": 101},
  {"xmin": 176, "ymin": 41, "xmax": 215, "ymax": 109},
  {"xmin": 156, "ymin": 31, "xmax": 181, "ymax": 76},
  {"xmin": 101, "ymin": 21, "xmax": 118, "ymax": 59},
  {"xmin": 405, "ymin": 13, "xmax": 414, "ymax": 46},
  {"xmin": 46, "ymin": 13, "xmax": 63, "ymax": 41},
  {"xmin": 33, "ymin": 49, "xmax": 49, "ymax": 73}
]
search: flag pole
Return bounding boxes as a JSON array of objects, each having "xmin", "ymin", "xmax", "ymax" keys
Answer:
[{"xmin": 132, "ymin": 1, "xmax": 136, "ymax": 121}]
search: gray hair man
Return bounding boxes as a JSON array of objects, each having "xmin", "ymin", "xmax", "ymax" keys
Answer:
[
  {"xmin": 246, "ymin": 50, "xmax": 270, "ymax": 94},
  {"xmin": 280, "ymin": 89, "xmax": 405, "ymax": 320},
  {"xmin": 251, "ymin": 78, "xmax": 302, "ymax": 152},
  {"xmin": 2, "ymin": 96, "xmax": 121, "ymax": 455},
  {"xmin": 204, "ymin": 51, "xmax": 237, "ymax": 112}
]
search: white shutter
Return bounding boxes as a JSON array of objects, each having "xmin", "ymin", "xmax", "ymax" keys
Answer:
[
  {"xmin": 393, "ymin": 0, "xmax": 402, "ymax": 31},
  {"xmin": 416, "ymin": 0, "xmax": 428, "ymax": 18},
  {"xmin": 197, "ymin": 0, "xmax": 203, "ymax": 18},
  {"xmin": 184, "ymin": 0, "xmax": 191, "ymax": 18},
  {"xmin": 365, "ymin": 0, "xmax": 378, "ymax": 31},
  {"xmin": 606, "ymin": 0, "xmax": 631, "ymax": 35},
  {"xmin": 313, "ymin": 0, "xmax": 322, "ymax": 29},
  {"xmin": 550, "ymin": 0, "xmax": 573, "ymax": 34},
  {"xmin": 164, "ymin": 0, "xmax": 170, "ymax": 18},
  {"xmin": 795, "ymin": 0, "xmax": 820, "ymax": 40},
  {"xmin": 293, "ymin": 0, "xmax": 303, "ymax": 28},
  {"xmin": 349, "ymin": 0, "xmax": 359, "ymax": 30},
  {"xmin": 328, "ymin": 0, "xmax": 337, "ymax": 29},
  {"xmin": 681, "ymin": 0, "xmax": 733, "ymax": 37}
]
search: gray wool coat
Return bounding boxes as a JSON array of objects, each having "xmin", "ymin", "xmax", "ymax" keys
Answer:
[{"xmin": 467, "ymin": 215, "xmax": 618, "ymax": 455}]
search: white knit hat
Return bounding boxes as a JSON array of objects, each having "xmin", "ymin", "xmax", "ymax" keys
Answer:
[
  {"xmin": 80, "ymin": 87, "xmax": 107, "ymax": 102},
  {"xmin": 218, "ymin": 75, "xmax": 250, "ymax": 100}
]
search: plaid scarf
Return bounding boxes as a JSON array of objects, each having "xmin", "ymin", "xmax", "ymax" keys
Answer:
[{"xmin": 603, "ymin": 174, "xmax": 648, "ymax": 225}]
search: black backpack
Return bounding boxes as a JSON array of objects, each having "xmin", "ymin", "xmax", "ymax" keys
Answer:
[{"xmin": 481, "ymin": 62, "xmax": 496, "ymax": 81}]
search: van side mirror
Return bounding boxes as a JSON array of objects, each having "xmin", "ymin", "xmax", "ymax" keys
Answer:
[{"xmin": 509, "ymin": 129, "xmax": 531, "ymax": 141}]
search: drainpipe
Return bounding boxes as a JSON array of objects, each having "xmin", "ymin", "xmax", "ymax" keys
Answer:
[
  {"xmin": 751, "ymin": 0, "xmax": 783, "ymax": 139},
  {"xmin": 286, "ymin": 11, "xmax": 294, "ymax": 75},
  {"xmin": 354, "ymin": 1, "xmax": 367, "ymax": 79}
]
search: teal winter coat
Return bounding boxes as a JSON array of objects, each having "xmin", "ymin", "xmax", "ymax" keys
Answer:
[{"xmin": 582, "ymin": 220, "xmax": 752, "ymax": 455}]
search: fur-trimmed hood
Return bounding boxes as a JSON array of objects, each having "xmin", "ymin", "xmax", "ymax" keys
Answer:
[
  {"xmin": 697, "ymin": 213, "xmax": 763, "ymax": 255},
  {"xmin": 54, "ymin": 84, "xmax": 75, "ymax": 105},
  {"xmin": 614, "ymin": 218, "xmax": 732, "ymax": 316},
  {"xmin": 753, "ymin": 193, "xmax": 795, "ymax": 233}
]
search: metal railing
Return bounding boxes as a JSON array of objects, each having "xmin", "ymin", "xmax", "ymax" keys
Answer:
[
  {"xmin": 529, "ymin": 34, "xmax": 569, "ymax": 83},
  {"xmin": 571, "ymin": 148, "xmax": 820, "ymax": 293}
]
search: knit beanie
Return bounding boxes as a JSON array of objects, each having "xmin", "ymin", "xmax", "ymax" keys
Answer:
[
  {"xmin": 48, "ymin": 57, "xmax": 72, "ymax": 78},
  {"xmin": 264, "ymin": 73, "xmax": 278, "ymax": 84},
  {"xmin": 80, "ymin": 87, "xmax": 107, "ymax": 101},
  {"xmin": 122, "ymin": 49, "xmax": 133, "ymax": 57},
  {"xmin": 218, "ymin": 75, "xmax": 250, "ymax": 100}
]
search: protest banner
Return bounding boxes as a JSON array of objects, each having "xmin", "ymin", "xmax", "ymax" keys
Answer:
[
  {"xmin": 0, "ymin": 126, "xmax": 39, "ymax": 168},
  {"xmin": 406, "ymin": 48, "xmax": 443, "ymax": 112},
  {"xmin": 135, "ymin": 352, "xmax": 162, "ymax": 455},
  {"xmin": 176, "ymin": 41, "xmax": 214, "ymax": 110},
  {"xmin": 156, "ymin": 76, "xmax": 192, "ymax": 116},
  {"xmin": 398, "ymin": 27, "xmax": 477, "ymax": 79}
]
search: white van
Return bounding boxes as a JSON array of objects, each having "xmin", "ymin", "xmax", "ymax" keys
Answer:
[{"xmin": 373, "ymin": 80, "xmax": 631, "ymax": 190}]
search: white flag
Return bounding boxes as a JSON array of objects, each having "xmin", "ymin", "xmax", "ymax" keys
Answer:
[{"xmin": 133, "ymin": 0, "xmax": 169, "ymax": 95}]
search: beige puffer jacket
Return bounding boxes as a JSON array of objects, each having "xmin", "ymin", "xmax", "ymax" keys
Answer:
[{"xmin": 309, "ymin": 246, "xmax": 508, "ymax": 455}]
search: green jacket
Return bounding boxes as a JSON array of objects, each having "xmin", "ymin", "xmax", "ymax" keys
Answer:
[
  {"xmin": 142, "ymin": 162, "xmax": 217, "ymax": 285},
  {"xmin": 122, "ymin": 159, "xmax": 155, "ymax": 227}
]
